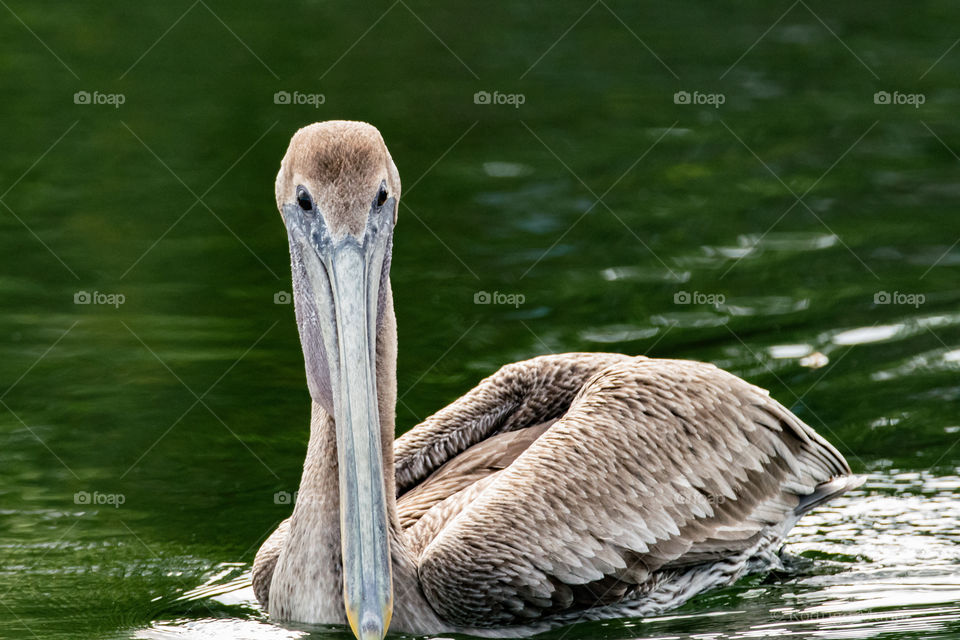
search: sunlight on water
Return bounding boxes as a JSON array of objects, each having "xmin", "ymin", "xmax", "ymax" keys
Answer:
[{"xmin": 832, "ymin": 325, "xmax": 904, "ymax": 346}]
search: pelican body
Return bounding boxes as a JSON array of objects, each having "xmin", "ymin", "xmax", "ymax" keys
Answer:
[{"xmin": 253, "ymin": 121, "xmax": 860, "ymax": 639}]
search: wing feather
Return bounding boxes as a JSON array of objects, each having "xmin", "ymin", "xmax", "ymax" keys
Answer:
[
  {"xmin": 394, "ymin": 353, "xmax": 633, "ymax": 495},
  {"xmin": 416, "ymin": 356, "xmax": 853, "ymax": 627}
]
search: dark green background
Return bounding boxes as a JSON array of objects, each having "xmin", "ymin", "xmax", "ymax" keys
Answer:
[{"xmin": 1, "ymin": 2, "xmax": 959, "ymax": 638}]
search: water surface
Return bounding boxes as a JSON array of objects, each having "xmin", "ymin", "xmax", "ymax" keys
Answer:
[{"xmin": 1, "ymin": 1, "xmax": 958, "ymax": 639}]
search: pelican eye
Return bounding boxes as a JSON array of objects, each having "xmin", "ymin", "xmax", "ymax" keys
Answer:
[
  {"xmin": 296, "ymin": 186, "xmax": 313, "ymax": 212},
  {"xmin": 376, "ymin": 184, "xmax": 388, "ymax": 208}
]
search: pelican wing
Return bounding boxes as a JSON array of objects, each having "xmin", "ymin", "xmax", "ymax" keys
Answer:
[
  {"xmin": 394, "ymin": 353, "xmax": 633, "ymax": 496},
  {"xmin": 397, "ymin": 423, "xmax": 552, "ymax": 533},
  {"xmin": 393, "ymin": 353, "xmax": 632, "ymax": 541},
  {"xmin": 415, "ymin": 356, "xmax": 853, "ymax": 627}
]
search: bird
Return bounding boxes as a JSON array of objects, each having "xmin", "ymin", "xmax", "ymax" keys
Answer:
[{"xmin": 251, "ymin": 120, "xmax": 861, "ymax": 640}]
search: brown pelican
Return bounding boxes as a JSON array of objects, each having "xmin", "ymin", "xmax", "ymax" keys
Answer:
[{"xmin": 252, "ymin": 120, "xmax": 860, "ymax": 639}]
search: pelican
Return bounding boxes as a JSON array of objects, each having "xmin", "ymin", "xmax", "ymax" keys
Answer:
[{"xmin": 252, "ymin": 120, "xmax": 860, "ymax": 639}]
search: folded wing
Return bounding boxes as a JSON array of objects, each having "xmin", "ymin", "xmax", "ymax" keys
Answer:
[{"xmin": 415, "ymin": 357, "xmax": 853, "ymax": 627}]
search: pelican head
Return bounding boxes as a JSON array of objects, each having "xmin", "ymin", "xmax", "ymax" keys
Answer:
[{"xmin": 275, "ymin": 121, "xmax": 401, "ymax": 640}]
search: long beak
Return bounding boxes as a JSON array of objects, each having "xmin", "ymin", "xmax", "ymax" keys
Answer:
[{"xmin": 284, "ymin": 198, "xmax": 395, "ymax": 640}]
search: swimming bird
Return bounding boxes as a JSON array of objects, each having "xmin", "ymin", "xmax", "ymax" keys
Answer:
[{"xmin": 252, "ymin": 120, "xmax": 860, "ymax": 639}]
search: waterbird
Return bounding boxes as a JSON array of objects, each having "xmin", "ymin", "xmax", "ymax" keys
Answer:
[{"xmin": 252, "ymin": 120, "xmax": 861, "ymax": 639}]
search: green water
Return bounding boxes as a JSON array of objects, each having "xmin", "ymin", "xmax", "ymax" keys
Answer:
[{"xmin": 1, "ymin": 1, "xmax": 959, "ymax": 638}]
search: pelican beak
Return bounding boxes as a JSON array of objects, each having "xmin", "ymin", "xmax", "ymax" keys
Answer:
[{"xmin": 283, "ymin": 194, "xmax": 396, "ymax": 640}]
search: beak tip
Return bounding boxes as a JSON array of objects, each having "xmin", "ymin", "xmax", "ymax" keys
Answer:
[{"xmin": 358, "ymin": 612, "xmax": 387, "ymax": 640}]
